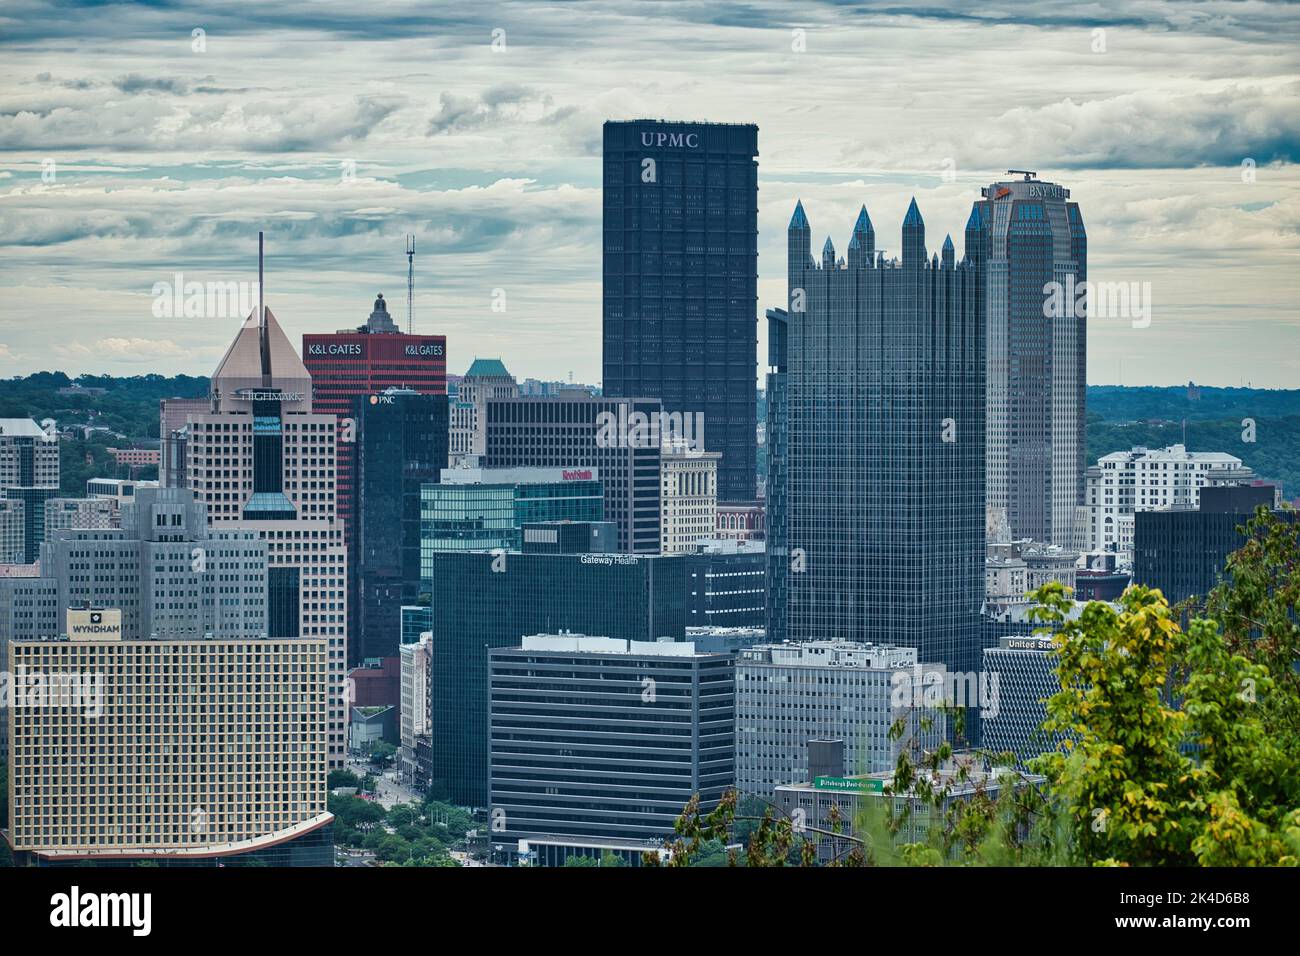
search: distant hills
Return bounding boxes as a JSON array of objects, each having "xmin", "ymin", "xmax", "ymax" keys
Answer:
[{"xmin": 1, "ymin": 374, "xmax": 1296, "ymax": 499}]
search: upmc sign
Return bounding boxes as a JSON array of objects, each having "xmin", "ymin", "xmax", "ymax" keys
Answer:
[{"xmin": 641, "ymin": 131, "xmax": 700, "ymax": 148}]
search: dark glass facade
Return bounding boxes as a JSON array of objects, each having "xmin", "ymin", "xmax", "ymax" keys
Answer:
[
  {"xmin": 763, "ymin": 307, "xmax": 788, "ymax": 643},
  {"xmin": 353, "ymin": 391, "xmax": 449, "ymax": 664},
  {"xmin": 5, "ymin": 486, "xmax": 57, "ymax": 563},
  {"xmin": 1133, "ymin": 489, "xmax": 1286, "ymax": 606},
  {"xmin": 781, "ymin": 200, "xmax": 985, "ymax": 677},
  {"xmin": 424, "ymin": 550, "xmax": 687, "ymax": 806},
  {"xmin": 684, "ymin": 546, "xmax": 766, "ymax": 628},
  {"xmin": 601, "ymin": 120, "xmax": 759, "ymax": 503}
]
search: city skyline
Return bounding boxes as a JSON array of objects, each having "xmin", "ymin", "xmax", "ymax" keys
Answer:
[{"xmin": 1, "ymin": 1, "xmax": 1297, "ymax": 387}]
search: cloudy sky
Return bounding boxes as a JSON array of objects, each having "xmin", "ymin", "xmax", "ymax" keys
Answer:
[{"xmin": 1, "ymin": 0, "xmax": 1297, "ymax": 387}]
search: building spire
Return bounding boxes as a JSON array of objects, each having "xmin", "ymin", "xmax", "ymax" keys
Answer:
[
  {"xmin": 789, "ymin": 200, "xmax": 809, "ymax": 230},
  {"xmin": 258, "ymin": 231, "xmax": 271, "ymax": 384},
  {"xmin": 902, "ymin": 197, "xmax": 925, "ymax": 268}
]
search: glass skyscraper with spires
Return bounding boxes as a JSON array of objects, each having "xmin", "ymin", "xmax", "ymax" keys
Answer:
[{"xmin": 775, "ymin": 198, "xmax": 986, "ymax": 679}]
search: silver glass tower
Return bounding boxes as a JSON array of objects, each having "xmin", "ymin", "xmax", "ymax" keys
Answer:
[{"xmin": 967, "ymin": 172, "xmax": 1086, "ymax": 547}]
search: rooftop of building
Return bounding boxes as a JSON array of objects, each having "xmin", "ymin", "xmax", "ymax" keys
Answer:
[
  {"xmin": 464, "ymin": 357, "xmax": 513, "ymax": 379},
  {"xmin": 0, "ymin": 418, "xmax": 51, "ymax": 438},
  {"xmin": 511, "ymin": 633, "xmax": 724, "ymax": 658},
  {"xmin": 1095, "ymin": 444, "xmax": 1242, "ymax": 464},
  {"xmin": 739, "ymin": 640, "xmax": 928, "ymax": 669}
]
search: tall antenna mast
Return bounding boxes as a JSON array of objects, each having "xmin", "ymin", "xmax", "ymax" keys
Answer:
[
  {"xmin": 405, "ymin": 234, "xmax": 415, "ymax": 334},
  {"xmin": 258, "ymin": 230, "xmax": 271, "ymax": 385}
]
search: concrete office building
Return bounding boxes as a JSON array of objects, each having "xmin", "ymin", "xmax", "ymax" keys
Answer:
[
  {"xmin": 782, "ymin": 198, "xmax": 985, "ymax": 676},
  {"xmin": 86, "ymin": 477, "xmax": 159, "ymax": 505},
  {"xmin": 489, "ymin": 633, "xmax": 735, "ymax": 864},
  {"xmin": 968, "ymin": 172, "xmax": 1087, "ymax": 547},
  {"xmin": 985, "ymin": 539, "xmax": 1078, "ymax": 614},
  {"xmin": 398, "ymin": 632, "xmax": 432, "ymax": 781},
  {"xmin": 159, "ymin": 397, "xmax": 208, "ymax": 489},
  {"xmin": 736, "ymin": 642, "xmax": 946, "ymax": 799},
  {"xmin": 43, "ymin": 496, "xmax": 119, "ymax": 541},
  {"xmin": 39, "ymin": 487, "xmax": 267, "ymax": 641},
  {"xmin": 424, "ymin": 547, "xmax": 687, "ymax": 806},
  {"xmin": 0, "ymin": 418, "xmax": 58, "ymax": 488},
  {"xmin": 660, "ymin": 440, "xmax": 720, "ymax": 554},
  {"xmin": 601, "ymin": 120, "xmax": 759, "ymax": 503},
  {"xmin": 483, "ymin": 395, "xmax": 663, "ymax": 554},
  {"xmin": 0, "ymin": 573, "xmax": 58, "ymax": 763},
  {"xmin": 187, "ymin": 302, "xmax": 349, "ymax": 766},
  {"xmin": 1086, "ymin": 445, "xmax": 1245, "ymax": 556},
  {"xmin": 0, "ymin": 499, "xmax": 24, "ymax": 563},
  {"xmin": 4, "ymin": 627, "xmax": 332, "ymax": 866},
  {"xmin": 0, "ymin": 417, "xmax": 59, "ymax": 563},
  {"xmin": 449, "ymin": 358, "xmax": 518, "ymax": 464}
]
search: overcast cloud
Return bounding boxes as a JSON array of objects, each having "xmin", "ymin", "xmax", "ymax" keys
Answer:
[{"xmin": 1, "ymin": 0, "xmax": 1297, "ymax": 386}]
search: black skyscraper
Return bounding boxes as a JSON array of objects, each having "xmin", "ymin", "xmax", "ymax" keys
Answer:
[
  {"xmin": 353, "ymin": 388, "xmax": 448, "ymax": 664},
  {"xmin": 602, "ymin": 120, "xmax": 759, "ymax": 502}
]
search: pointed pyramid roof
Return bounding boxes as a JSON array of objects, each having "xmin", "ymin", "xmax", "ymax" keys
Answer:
[
  {"xmin": 965, "ymin": 204, "xmax": 984, "ymax": 231},
  {"xmin": 211, "ymin": 307, "xmax": 313, "ymax": 411},
  {"xmin": 942, "ymin": 234, "xmax": 954, "ymax": 251},
  {"xmin": 853, "ymin": 204, "xmax": 873, "ymax": 233},
  {"xmin": 789, "ymin": 200, "xmax": 809, "ymax": 230},
  {"xmin": 822, "ymin": 236, "xmax": 836, "ymax": 256},
  {"xmin": 903, "ymin": 197, "xmax": 924, "ymax": 227}
]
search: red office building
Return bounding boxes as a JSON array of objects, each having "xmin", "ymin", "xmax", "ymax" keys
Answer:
[{"xmin": 302, "ymin": 293, "xmax": 448, "ymax": 549}]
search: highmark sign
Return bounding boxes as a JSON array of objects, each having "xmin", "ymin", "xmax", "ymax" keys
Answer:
[
  {"xmin": 233, "ymin": 388, "xmax": 304, "ymax": 403},
  {"xmin": 67, "ymin": 608, "xmax": 122, "ymax": 642},
  {"xmin": 814, "ymin": 776, "xmax": 884, "ymax": 794}
]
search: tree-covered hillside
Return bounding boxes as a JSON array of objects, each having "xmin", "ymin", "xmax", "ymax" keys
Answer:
[{"xmin": 0, "ymin": 372, "xmax": 209, "ymax": 494}]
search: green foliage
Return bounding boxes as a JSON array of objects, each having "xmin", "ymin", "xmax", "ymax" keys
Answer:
[
  {"xmin": 1030, "ymin": 575, "xmax": 1300, "ymax": 866},
  {"xmin": 563, "ymin": 855, "xmax": 600, "ymax": 867},
  {"xmin": 328, "ymin": 769, "xmax": 361, "ymax": 790},
  {"xmin": 367, "ymin": 741, "xmax": 398, "ymax": 768},
  {"xmin": 655, "ymin": 518, "xmax": 1300, "ymax": 868}
]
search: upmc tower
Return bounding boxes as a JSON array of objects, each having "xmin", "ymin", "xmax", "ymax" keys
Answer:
[
  {"xmin": 601, "ymin": 120, "xmax": 759, "ymax": 503},
  {"xmin": 303, "ymin": 293, "xmax": 448, "ymax": 549}
]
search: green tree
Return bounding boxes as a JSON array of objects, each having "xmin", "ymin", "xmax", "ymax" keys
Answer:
[{"xmin": 1030, "ymin": 579, "xmax": 1300, "ymax": 866}]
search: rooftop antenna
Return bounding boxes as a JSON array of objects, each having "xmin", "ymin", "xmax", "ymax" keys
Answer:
[
  {"xmin": 1007, "ymin": 169, "xmax": 1038, "ymax": 181},
  {"xmin": 405, "ymin": 234, "xmax": 416, "ymax": 334},
  {"xmin": 258, "ymin": 230, "xmax": 271, "ymax": 385}
]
